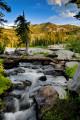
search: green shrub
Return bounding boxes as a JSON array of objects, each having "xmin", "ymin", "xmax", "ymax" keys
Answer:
[
  {"xmin": 0, "ymin": 42, "xmax": 5, "ymax": 54},
  {"xmin": 0, "ymin": 73, "xmax": 11, "ymax": 95},
  {"xmin": 0, "ymin": 59, "xmax": 12, "ymax": 95},
  {"xmin": 65, "ymin": 64, "xmax": 78, "ymax": 78},
  {"xmin": 42, "ymin": 97, "xmax": 80, "ymax": 120},
  {"xmin": 65, "ymin": 36, "xmax": 80, "ymax": 53}
]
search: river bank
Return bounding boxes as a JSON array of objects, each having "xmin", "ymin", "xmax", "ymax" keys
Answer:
[{"xmin": 0, "ymin": 47, "xmax": 80, "ymax": 120}]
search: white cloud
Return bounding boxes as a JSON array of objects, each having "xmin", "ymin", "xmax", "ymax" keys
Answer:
[
  {"xmin": 60, "ymin": 10, "xmax": 76, "ymax": 18},
  {"xmin": 47, "ymin": 10, "xmax": 76, "ymax": 22},
  {"xmin": 2, "ymin": 23, "xmax": 15, "ymax": 29},
  {"xmin": 47, "ymin": 15, "xmax": 58, "ymax": 20},
  {"xmin": 47, "ymin": 0, "xmax": 68, "ymax": 6}
]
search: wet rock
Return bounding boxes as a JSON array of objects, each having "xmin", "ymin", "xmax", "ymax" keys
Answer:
[
  {"xmin": 13, "ymin": 83, "xmax": 26, "ymax": 90},
  {"xmin": 5, "ymin": 51, "xmax": 11, "ymax": 55},
  {"xmin": 14, "ymin": 49, "xmax": 26, "ymax": 55},
  {"xmin": 68, "ymin": 64, "xmax": 80, "ymax": 94},
  {"xmin": 4, "ymin": 59, "xmax": 19, "ymax": 69},
  {"xmin": 20, "ymin": 102, "xmax": 30, "ymax": 110},
  {"xmin": 23, "ymin": 80, "xmax": 32, "ymax": 86},
  {"xmin": 9, "ymin": 93, "xmax": 21, "ymax": 99},
  {"xmin": 14, "ymin": 68, "xmax": 25, "ymax": 74},
  {"xmin": 42, "ymin": 65, "xmax": 54, "ymax": 70},
  {"xmin": 32, "ymin": 65, "xmax": 41, "ymax": 69},
  {"xmin": 20, "ymin": 94, "xmax": 31, "ymax": 110},
  {"xmin": 50, "ymin": 62, "xmax": 56, "ymax": 67},
  {"xmin": 6, "ymin": 71, "xmax": 17, "ymax": 76},
  {"xmin": 0, "ymin": 113, "xmax": 3, "ymax": 120},
  {"xmin": 44, "ymin": 70, "xmax": 56, "ymax": 76},
  {"xmin": 19, "ymin": 62, "xmax": 32, "ymax": 68},
  {"xmin": 38, "ymin": 76, "xmax": 47, "ymax": 81},
  {"xmin": 65, "ymin": 62, "xmax": 79, "ymax": 67},
  {"xmin": 3, "ymin": 97, "xmax": 15, "ymax": 112},
  {"xmin": 37, "ymin": 69, "xmax": 43, "ymax": 73},
  {"xmin": 47, "ymin": 54, "xmax": 58, "ymax": 58},
  {"xmin": 35, "ymin": 85, "xmax": 59, "ymax": 119},
  {"xmin": 32, "ymin": 61, "xmax": 42, "ymax": 65},
  {"xmin": 41, "ymin": 61, "xmax": 50, "ymax": 65},
  {"xmin": 6, "ymin": 68, "xmax": 25, "ymax": 76}
]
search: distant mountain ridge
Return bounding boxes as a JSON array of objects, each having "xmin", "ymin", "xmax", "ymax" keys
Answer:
[
  {"xmin": 30, "ymin": 22, "xmax": 80, "ymax": 33},
  {"xmin": 0, "ymin": 22, "xmax": 80, "ymax": 47}
]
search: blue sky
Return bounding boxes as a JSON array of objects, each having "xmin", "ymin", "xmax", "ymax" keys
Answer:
[{"xmin": 2, "ymin": 0, "xmax": 80, "ymax": 27}]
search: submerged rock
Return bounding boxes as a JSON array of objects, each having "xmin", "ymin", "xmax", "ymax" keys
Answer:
[
  {"xmin": 23, "ymin": 80, "xmax": 32, "ymax": 86},
  {"xmin": 38, "ymin": 76, "xmax": 47, "ymax": 81},
  {"xmin": 13, "ymin": 83, "xmax": 26, "ymax": 90}
]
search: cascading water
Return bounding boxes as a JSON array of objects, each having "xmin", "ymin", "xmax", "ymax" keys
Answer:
[{"xmin": 2, "ymin": 62, "xmax": 67, "ymax": 120}]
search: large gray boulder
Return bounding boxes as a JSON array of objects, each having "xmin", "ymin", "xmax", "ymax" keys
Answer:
[
  {"xmin": 68, "ymin": 64, "xmax": 80, "ymax": 94},
  {"xmin": 56, "ymin": 50, "xmax": 74, "ymax": 59},
  {"xmin": 65, "ymin": 62, "xmax": 79, "ymax": 67},
  {"xmin": 35, "ymin": 85, "xmax": 59, "ymax": 119}
]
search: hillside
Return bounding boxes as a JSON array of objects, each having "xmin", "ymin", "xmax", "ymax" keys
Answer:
[
  {"xmin": 0, "ymin": 22, "xmax": 80, "ymax": 47},
  {"xmin": 30, "ymin": 22, "xmax": 80, "ymax": 33}
]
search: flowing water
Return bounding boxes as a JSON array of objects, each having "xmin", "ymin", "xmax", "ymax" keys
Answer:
[{"xmin": 2, "ymin": 62, "xmax": 67, "ymax": 120}]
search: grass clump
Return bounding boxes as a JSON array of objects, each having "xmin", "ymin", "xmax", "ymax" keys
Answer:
[
  {"xmin": 39, "ymin": 51, "xmax": 49, "ymax": 56},
  {"xmin": 65, "ymin": 64, "xmax": 78, "ymax": 78},
  {"xmin": 33, "ymin": 52, "xmax": 38, "ymax": 55},
  {"xmin": 42, "ymin": 91, "xmax": 80, "ymax": 120},
  {"xmin": 33, "ymin": 51, "xmax": 49, "ymax": 57}
]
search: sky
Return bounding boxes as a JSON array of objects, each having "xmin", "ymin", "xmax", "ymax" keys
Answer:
[{"xmin": 1, "ymin": 0, "xmax": 80, "ymax": 27}]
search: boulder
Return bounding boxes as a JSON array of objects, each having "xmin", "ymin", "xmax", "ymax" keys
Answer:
[
  {"xmin": 38, "ymin": 76, "xmax": 47, "ymax": 81},
  {"xmin": 5, "ymin": 51, "xmax": 11, "ymax": 55},
  {"xmin": 14, "ymin": 68, "xmax": 25, "ymax": 74},
  {"xmin": 56, "ymin": 50, "xmax": 74, "ymax": 59},
  {"xmin": 13, "ymin": 83, "xmax": 26, "ymax": 90},
  {"xmin": 23, "ymin": 80, "xmax": 32, "ymax": 86},
  {"xmin": 65, "ymin": 62, "xmax": 79, "ymax": 67},
  {"xmin": 35, "ymin": 85, "xmax": 59, "ymax": 119},
  {"xmin": 68, "ymin": 64, "xmax": 80, "ymax": 94}
]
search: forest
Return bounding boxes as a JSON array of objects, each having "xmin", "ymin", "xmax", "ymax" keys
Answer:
[{"xmin": 0, "ymin": 22, "xmax": 80, "ymax": 49}]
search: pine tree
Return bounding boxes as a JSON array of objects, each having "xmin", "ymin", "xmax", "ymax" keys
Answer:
[
  {"xmin": 0, "ymin": 0, "xmax": 11, "ymax": 24},
  {"xmin": 15, "ymin": 11, "xmax": 30, "ymax": 54}
]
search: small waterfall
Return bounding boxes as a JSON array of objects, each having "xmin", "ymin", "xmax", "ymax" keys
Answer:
[
  {"xmin": 3, "ymin": 62, "xmax": 67, "ymax": 120},
  {"xmin": 14, "ymin": 98, "xmax": 19, "ymax": 112},
  {"xmin": 4, "ymin": 113, "xmax": 15, "ymax": 120}
]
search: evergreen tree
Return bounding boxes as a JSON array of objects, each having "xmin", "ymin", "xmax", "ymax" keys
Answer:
[
  {"xmin": 15, "ymin": 11, "xmax": 30, "ymax": 53},
  {"xmin": 0, "ymin": 0, "xmax": 11, "ymax": 24}
]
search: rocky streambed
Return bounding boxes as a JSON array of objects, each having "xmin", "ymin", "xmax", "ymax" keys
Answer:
[{"xmin": 0, "ymin": 61, "xmax": 68, "ymax": 120}]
